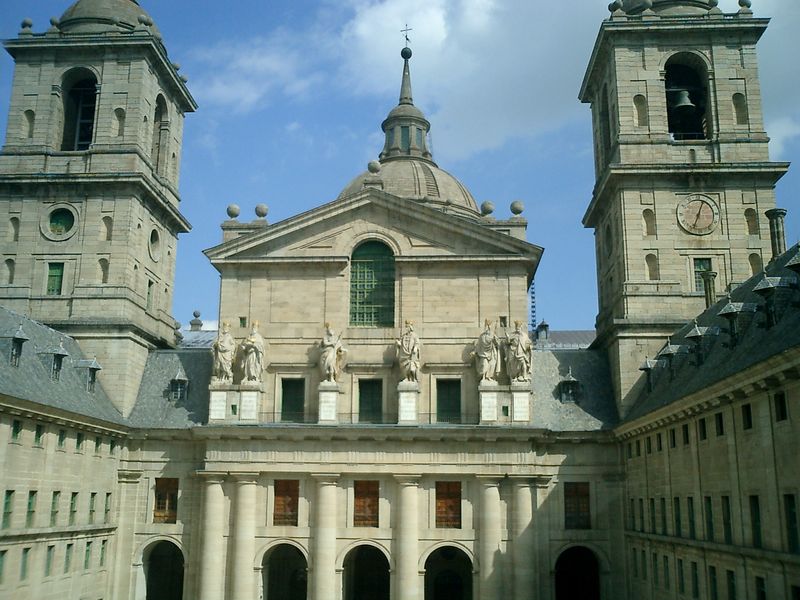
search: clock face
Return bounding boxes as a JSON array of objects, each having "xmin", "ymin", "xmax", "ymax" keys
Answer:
[{"xmin": 677, "ymin": 195, "xmax": 719, "ymax": 235}]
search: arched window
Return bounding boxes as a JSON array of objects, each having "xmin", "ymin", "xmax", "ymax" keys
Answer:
[
  {"xmin": 634, "ymin": 94, "xmax": 649, "ymax": 127},
  {"xmin": 733, "ymin": 93, "xmax": 749, "ymax": 126},
  {"xmin": 114, "ymin": 108, "xmax": 126, "ymax": 137},
  {"xmin": 646, "ymin": 254, "xmax": 660, "ymax": 281},
  {"xmin": 152, "ymin": 95, "xmax": 168, "ymax": 174},
  {"xmin": 23, "ymin": 110, "xmax": 35, "ymax": 139},
  {"xmin": 642, "ymin": 209, "xmax": 657, "ymax": 237},
  {"xmin": 350, "ymin": 241, "xmax": 395, "ymax": 327},
  {"xmin": 4, "ymin": 259, "xmax": 15, "ymax": 285},
  {"xmin": 745, "ymin": 208, "xmax": 758, "ymax": 235},
  {"xmin": 749, "ymin": 253, "xmax": 763, "ymax": 276},
  {"xmin": 9, "ymin": 217, "xmax": 20, "ymax": 242},
  {"xmin": 101, "ymin": 216, "xmax": 113, "ymax": 241},
  {"xmin": 61, "ymin": 70, "xmax": 98, "ymax": 151},
  {"xmin": 665, "ymin": 54, "xmax": 710, "ymax": 141},
  {"xmin": 98, "ymin": 259, "xmax": 109, "ymax": 284}
]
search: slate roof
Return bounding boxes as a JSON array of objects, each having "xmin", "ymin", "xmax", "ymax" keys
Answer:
[
  {"xmin": 624, "ymin": 244, "xmax": 800, "ymax": 422},
  {"xmin": 178, "ymin": 330, "xmax": 216, "ymax": 349},
  {"xmin": 531, "ymin": 347, "xmax": 618, "ymax": 431},
  {"xmin": 536, "ymin": 330, "xmax": 596, "ymax": 349},
  {"xmin": 0, "ymin": 306, "xmax": 125, "ymax": 425}
]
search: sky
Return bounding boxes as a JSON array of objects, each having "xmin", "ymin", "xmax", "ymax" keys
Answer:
[{"xmin": 1, "ymin": 0, "xmax": 798, "ymax": 331}]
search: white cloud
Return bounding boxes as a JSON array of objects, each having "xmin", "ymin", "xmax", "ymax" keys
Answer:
[{"xmin": 767, "ymin": 117, "xmax": 800, "ymax": 159}]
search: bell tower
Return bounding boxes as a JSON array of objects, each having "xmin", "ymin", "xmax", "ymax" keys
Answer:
[
  {"xmin": 0, "ymin": 0, "xmax": 197, "ymax": 416},
  {"xmin": 579, "ymin": 0, "xmax": 789, "ymax": 416}
]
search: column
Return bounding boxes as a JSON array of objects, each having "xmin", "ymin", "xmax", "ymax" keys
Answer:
[
  {"xmin": 478, "ymin": 477, "xmax": 503, "ymax": 600},
  {"xmin": 198, "ymin": 474, "xmax": 226, "ymax": 600},
  {"xmin": 532, "ymin": 476, "xmax": 553, "ymax": 597},
  {"xmin": 395, "ymin": 476, "xmax": 421, "ymax": 599},
  {"xmin": 230, "ymin": 473, "xmax": 259, "ymax": 600},
  {"xmin": 311, "ymin": 474, "xmax": 339, "ymax": 600},
  {"xmin": 510, "ymin": 478, "xmax": 534, "ymax": 600}
]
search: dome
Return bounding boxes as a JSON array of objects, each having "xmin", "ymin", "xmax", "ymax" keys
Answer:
[
  {"xmin": 59, "ymin": 0, "xmax": 160, "ymax": 35},
  {"xmin": 622, "ymin": 0, "xmax": 717, "ymax": 15},
  {"xmin": 338, "ymin": 159, "xmax": 479, "ymax": 217}
]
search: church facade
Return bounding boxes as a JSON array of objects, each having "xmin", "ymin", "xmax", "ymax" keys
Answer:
[{"xmin": 0, "ymin": 1, "xmax": 798, "ymax": 600}]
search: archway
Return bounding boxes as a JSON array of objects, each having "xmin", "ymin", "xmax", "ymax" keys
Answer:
[
  {"xmin": 145, "ymin": 541, "xmax": 184, "ymax": 600},
  {"xmin": 343, "ymin": 545, "xmax": 390, "ymax": 600},
  {"xmin": 555, "ymin": 546, "xmax": 600, "ymax": 600},
  {"xmin": 424, "ymin": 546, "xmax": 472, "ymax": 600},
  {"xmin": 263, "ymin": 544, "xmax": 307, "ymax": 600}
]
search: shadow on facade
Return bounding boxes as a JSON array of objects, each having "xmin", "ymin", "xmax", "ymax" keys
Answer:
[
  {"xmin": 554, "ymin": 545, "xmax": 600, "ymax": 600},
  {"xmin": 343, "ymin": 545, "xmax": 391, "ymax": 600},
  {"xmin": 262, "ymin": 543, "xmax": 308, "ymax": 600},
  {"xmin": 424, "ymin": 546, "xmax": 473, "ymax": 600},
  {"xmin": 145, "ymin": 540, "xmax": 184, "ymax": 600}
]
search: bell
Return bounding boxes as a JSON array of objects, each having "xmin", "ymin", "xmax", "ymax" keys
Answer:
[{"xmin": 672, "ymin": 89, "xmax": 696, "ymax": 113}]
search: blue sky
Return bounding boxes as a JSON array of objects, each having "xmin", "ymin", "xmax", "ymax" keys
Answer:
[{"xmin": 1, "ymin": 0, "xmax": 798, "ymax": 331}]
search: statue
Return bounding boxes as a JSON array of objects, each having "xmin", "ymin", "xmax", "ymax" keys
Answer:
[
  {"xmin": 396, "ymin": 320, "xmax": 420, "ymax": 382},
  {"xmin": 240, "ymin": 322, "xmax": 265, "ymax": 383},
  {"xmin": 319, "ymin": 323, "xmax": 347, "ymax": 382},
  {"xmin": 505, "ymin": 320, "xmax": 532, "ymax": 382},
  {"xmin": 211, "ymin": 321, "xmax": 235, "ymax": 382},
  {"xmin": 473, "ymin": 319, "xmax": 500, "ymax": 382}
]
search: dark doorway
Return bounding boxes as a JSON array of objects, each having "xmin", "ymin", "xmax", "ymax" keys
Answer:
[
  {"xmin": 145, "ymin": 541, "xmax": 184, "ymax": 600},
  {"xmin": 424, "ymin": 546, "xmax": 472, "ymax": 600},
  {"xmin": 263, "ymin": 544, "xmax": 307, "ymax": 600},
  {"xmin": 555, "ymin": 546, "xmax": 600, "ymax": 600},
  {"xmin": 343, "ymin": 545, "xmax": 390, "ymax": 600}
]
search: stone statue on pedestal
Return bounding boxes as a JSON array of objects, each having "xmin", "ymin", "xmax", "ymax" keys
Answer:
[
  {"xmin": 473, "ymin": 319, "xmax": 500, "ymax": 382},
  {"xmin": 319, "ymin": 323, "xmax": 347, "ymax": 382},
  {"xmin": 396, "ymin": 320, "xmax": 420, "ymax": 382},
  {"xmin": 211, "ymin": 321, "xmax": 235, "ymax": 382},
  {"xmin": 505, "ymin": 320, "xmax": 532, "ymax": 382},
  {"xmin": 239, "ymin": 322, "xmax": 265, "ymax": 383}
]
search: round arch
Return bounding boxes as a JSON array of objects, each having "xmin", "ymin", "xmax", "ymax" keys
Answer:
[
  {"xmin": 550, "ymin": 542, "xmax": 610, "ymax": 574},
  {"xmin": 335, "ymin": 539, "xmax": 393, "ymax": 571},
  {"xmin": 341, "ymin": 232, "xmax": 403, "ymax": 258},
  {"xmin": 59, "ymin": 65, "xmax": 101, "ymax": 88},
  {"xmin": 418, "ymin": 541, "xmax": 476, "ymax": 573},
  {"xmin": 133, "ymin": 537, "xmax": 186, "ymax": 600},
  {"xmin": 134, "ymin": 535, "xmax": 187, "ymax": 566},
  {"xmin": 262, "ymin": 543, "xmax": 308, "ymax": 600},
  {"xmin": 255, "ymin": 539, "xmax": 309, "ymax": 571},
  {"xmin": 659, "ymin": 49, "xmax": 712, "ymax": 73},
  {"xmin": 341, "ymin": 543, "xmax": 391, "ymax": 600}
]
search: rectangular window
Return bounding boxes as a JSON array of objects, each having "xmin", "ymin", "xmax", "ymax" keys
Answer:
[
  {"xmin": 641, "ymin": 550, "xmax": 647, "ymax": 580},
  {"xmin": 649, "ymin": 497, "xmax": 656, "ymax": 533},
  {"xmin": 104, "ymin": 493, "xmax": 111, "ymax": 524},
  {"xmin": 153, "ymin": 478, "xmax": 178, "ymax": 524},
  {"xmin": 742, "ymin": 403, "xmax": 753, "ymax": 429},
  {"xmin": 705, "ymin": 496, "xmax": 715, "ymax": 541},
  {"xmin": 657, "ymin": 433, "xmax": 663, "ymax": 451},
  {"xmin": 10, "ymin": 339, "xmax": 22, "ymax": 367},
  {"xmin": 639, "ymin": 498, "xmax": 645, "ymax": 532},
  {"xmin": 94, "ymin": 436, "xmax": 101, "ymax": 453},
  {"xmin": 629, "ymin": 498, "xmax": 635, "ymax": 530},
  {"xmin": 678, "ymin": 558, "xmax": 685, "ymax": 594},
  {"xmin": 631, "ymin": 547, "xmax": 638, "ymax": 578},
  {"xmin": 146, "ymin": 280, "xmax": 154, "ymax": 310},
  {"xmin": 47, "ymin": 263, "xmax": 64, "ymax": 296},
  {"xmin": 674, "ymin": 497, "xmax": 682, "ymax": 537},
  {"xmin": 69, "ymin": 492, "xmax": 78, "ymax": 525},
  {"xmin": 694, "ymin": 258, "xmax": 713, "ymax": 292},
  {"xmin": 280, "ymin": 379, "xmax": 305, "ymax": 423},
  {"xmin": 11, "ymin": 419, "xmax": 22, "ymax": 441},
  {"xmin": 34, "ymin": 424, "xmax": 44, "ymax": 446},
  {"xmin": 358, "ymin": 379, "xmax": 382, "ymax": 424},
  {"xmin": 564, "ymin": 482, "xmax": 591, "ymax": 529},
  {"xmin": 699, "ymin": 418, "xmax": 707, "ymax": 440},
  {"xmin": 83, "ymin": 541, "xmax": 92, "ymax": 570},
  {"xmin": 109, "ymin": 439, "xmax": 116, "ymax": 454},
  {"xmin": 688, "ymin": 497, "xmax": 696, "ymax": 539},
  {"xmin": 709, "ymin": 566, "xmax": 718, "ymax": 600},
  {"xmin": 349, "ymin": 243, "xmax": 395, "ymax": 327},
  {"xmin": 775, "ymin": 391, "xmax": 788, "ymax": 421},
  {"xmin": 691, "ymin": 562, "xmax": 700, "ymax": 599},
  {"xmin": 89, "ymin": 492, "xmax": 97, "ymax": 524},
  {"xmin": 627, "ymin": 442, "xmax": 632, "ymax": 459},
  {"xmin": 64, "ymin": 543, "xmax": 73, "ymax": 573},
  {"xmin": 45, "ymin": 545, "xmax": 54, "ymax": 577},
  {"xmin": 750, "ymin": 495, "xmax": 762, "ymax": 548},
  {"xmin": 57, "ymin": 429, "xmax": 66, "ymax": 449},
  {"xmin": 663, "ymin": 556, "xmax": 670, "ymax": 591},
  {"xmin": 20, "ymin": 547, "xmax": 30, "ymax": 580},
  {"xmin": 669, "ymin": 428, "xmax": 677, "ymax": 448},
  {"xmin": 715, "ymin": 412, "xmax": 725, "ymax": 436},
  {"xmin": 660, "ymin": 497, "xmax": 668, "ymax": 535},
  {"xmin": 26, "ymin": 490, "xmax": 36, "ymax": 528},
  {"xmin": 722, "ymin": 495, "xmax": 733, "ymax": 544},
  {"xmin": 435, "ymin": 481, "xmax": 462, "ymax": 529},
  {"xmin": 727, "ymin": 570, "xmax": 736, "ymax": 600},
  {"xmin": 755, "ymin": 576, "xmax": 766, "ymax": 600},
  {"xmin": 2, "ymin": 490, "xmax": 13, "ymax": 529},
  {"xmin": 400, "ymin": 126, "xmax": 410, "ymax": 151},
  {"xmin": 353, "ymin": 480, "xmax": 379, "ymax": 527},
  {"xmin": 0, "ymin": 550, "xmax": 5, "ymax": 585},
  {"xmin": 636, "ymin": 440, "xmax": 641, "ymax": 456},
  {"xmin": 436, "ymin": 379, "xmax": 462, "ymax": 424},
  {"xmin": 785, "ymin": 493, "xmax": 799, "ymax": 553},
  {"xmin": 646, "ymin": 436, "xmax": 652, "ymax": 454},
  {"xmin": 273, "ymin": 480, "xmax": 299, "ymax": 526},
  {"xmin": 652, "ymin": 553, "xmax": 659, "ymax": 587},
  {"xmin": 50, "ymin": 491, "xmax": 60, "ymax": 526},
  {"xmin": 76, "ymin": 432, "xmax": 84, "ymax": 452},
  {"xmin": 100, "ymin": 539, "xmax": 107, "ymax": 567},
  {"xmin": 682, "ymin": 423, "xmax": 690, "ymax": 445}
]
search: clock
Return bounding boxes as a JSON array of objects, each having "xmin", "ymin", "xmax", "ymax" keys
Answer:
[{"xmin": 677, "ymin": 194, "xmax": 719, "ymax": 235}]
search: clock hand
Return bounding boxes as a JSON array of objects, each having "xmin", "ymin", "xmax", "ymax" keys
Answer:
[{"xmin": 693, "ymin": 205, "xmax": 702, "ymax": 227}]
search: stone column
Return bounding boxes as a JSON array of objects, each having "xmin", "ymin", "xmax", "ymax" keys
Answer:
[
  {"xmin": 510, "ymin": 478, "xmax": 534, "ymax": 600},
  {"xmin": 311, "ymin": 475, "xmax": 339, "ymax": 600},
  {"xmin": 532, "ymin": 476, "xmax": 553, "ymax": 597},
  {"xmin": 765, "ymin": 207, "xmax": 788, "ymax": 259},
  {"xmin": 478, "ymin": 477, "xmax": 503, "ymax": 600},
  {"xmin": 394, "ymin": 476, "xmax": 421, "ymax": 599},
  {"xmin": 198, "ymin": 474, "xmax": 227, "ymax": 600},
  {"xmin": 230, "ymin": 473, "xmax": 259, "ymax": 600}
]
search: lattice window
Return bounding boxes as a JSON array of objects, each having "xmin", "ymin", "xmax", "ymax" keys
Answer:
[
  {"xmin": 354, "ymin": 481, "xmax": 379, "ymax": 527},
  {"xmin": 435, "ymin": 481, "xmax": 461, "ymax": 529},
  {"xmin": 153, "ymin": 478, "xmax": 178, "ymax": 524},
  {"xmin": 564, "ymin": 482, "xmax": 591, "ymax": 529},
  {"xmin": 274, "ymin": 480, "xmax": 299, "ymax": 526},
  {"xmin": 350, "ymin": 242, "xmax": 395, "ymax": 327}
]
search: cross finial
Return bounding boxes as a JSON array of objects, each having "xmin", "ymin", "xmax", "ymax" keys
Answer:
[{"xmin": 401, "ymin": 24, "xmax": 413, "ymax": 46}]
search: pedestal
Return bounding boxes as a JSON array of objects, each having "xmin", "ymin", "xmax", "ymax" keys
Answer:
[
  {"xmin": 479, "ymin": 380, "xmax": 499, "ymax": 423},
  {"xmin": 397, "ymin": 380, "xmax": 419, "ymax": 424},
  {"xmin": 511, "ymin": 381, "xmax": 531, "ymax": 423},
  {"xmin": 208, "ymin": 382, "xmax": 263, "ymax": 423},
  {"xmin": 318, "ymin": 381, "xmax": 339, "ymax": 423}
]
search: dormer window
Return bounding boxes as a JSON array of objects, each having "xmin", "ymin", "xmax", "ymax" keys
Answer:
[
  {"xmin": 559, "ymin": 368, "xmax": 581, "ymax": 403},
  {"xmin": 9, "ymin": 325, "xmax": 29, "ymax": 368},
  {"xmin": 170, "ymin": 366, "xmax": 189, "ymax": 402},
  {"xmin": 88, "ymin": 368, "xmax": 97, "ymax": 392},
  {"xmin": 52, "ymin": 354, "xmax": 64, "ymax": 381}
]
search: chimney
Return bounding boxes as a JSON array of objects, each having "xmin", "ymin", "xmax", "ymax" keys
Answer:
[
  {"xmin": 765, "ymin": 208, "xmax": 788, "ymax": 260},
  {"xmin": 189, "ymin": 310, "xmax": 203, "ymax": 332},
  {"xmin": 701, "ymin": 270, "xmax": 717, "ymax": 309}
]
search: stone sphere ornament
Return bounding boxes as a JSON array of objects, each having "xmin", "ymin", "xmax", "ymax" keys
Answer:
[
  {"xmin": 608, "ymin": 0, "xmax": 623, "ymax": 12},
  {"xmin": 401, "ymin": 47, "xmax": 413, "ymax": 60},
  {"xmin": 21, "ymin": 18, "xmax": 33, "ymax": 28},
  {"xmin": 481, "ymin": 201, "xmax": 495, "ymax": 216},
  {"xmin": 255, "ymin": 204, "xmax": 269, "ymax": 219},
  {"xmin": 226, "ymin": 204, "xmax": 241, "ymax": 219},
  {"xmin": 739, "ymin": 0, "xmax": 752, "ymax": 7},
  {"xmin": 510, "ymin": 200, "xmax": 525, "ymax": 215},
  {"xmin": 367, "ymin": 160, "xmax": 381, "ymax": 174}
]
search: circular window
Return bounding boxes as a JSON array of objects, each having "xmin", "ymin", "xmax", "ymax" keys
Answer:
[
  {"xmin": 148, "ymin": 228, "xmax": 161, "ymax": 262},
  {"xmin": 40, "ymin": 205, "xmax": 79, "ymax": 241},
  {"xmin": 49, "ymin": 209, "xmax": 74, "ymax": 235}
]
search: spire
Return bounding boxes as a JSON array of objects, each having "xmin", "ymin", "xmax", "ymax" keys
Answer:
[{"xmin": 380, "ymin": 47, "xmax": 434, "ymax": 164}]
